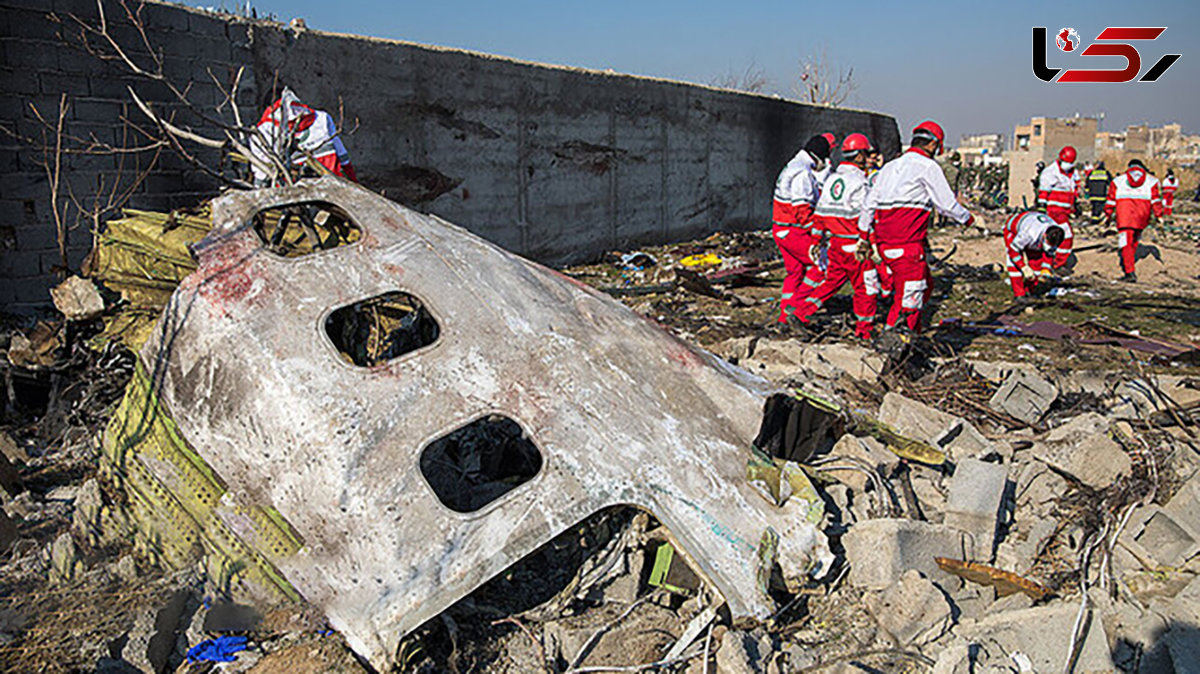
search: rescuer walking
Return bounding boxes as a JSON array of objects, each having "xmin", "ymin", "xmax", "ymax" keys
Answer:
[
  {"xmin": 1036, "ymin": 146, "xmax": 1077, "ymax": 265},
  {"xmin": 1105, "ymin": 159, "xmax": 1164, "ymax": 283},
  {"xmin": 857, "ymin": 121, "xmax": 974, "ymax": 332},
  {"xmin": 772, "ymin": 134, "xmax": 833, "ymax": 323},
  {"xmin": 792, "ymin": 133, "xmax": 879, "ymax": 338},
  {"xmin": 1085, "ymin": 161, "xmax": 1111, "ymax": 225},
  {"xmin": 1162, "ymin": 168, "xmax": 1180, "ymax": 218}
]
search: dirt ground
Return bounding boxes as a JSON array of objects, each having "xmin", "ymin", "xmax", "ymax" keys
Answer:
[{"xmin": 2, "ymin": 196, "xmax": 1199, "ymax": 673}]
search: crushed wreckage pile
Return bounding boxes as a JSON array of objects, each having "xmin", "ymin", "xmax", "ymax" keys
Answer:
[{"xmin": 2, "ymin": 181, "xmax": 1199, "ymax": 672}]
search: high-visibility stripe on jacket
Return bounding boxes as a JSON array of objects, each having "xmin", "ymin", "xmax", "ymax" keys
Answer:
[
  {"xmin": 1163, "ymin": 175, "xmax": 1180, "ymax": 196},
  {"xmin": 1004, "ymin": 211, "xmax": 1066, "ymax": 269},
  {"xmin": 813, "ymin": 163, "xmax": 870, "ymax": 239},
  {"xmin": 1037, "ymin": 162, "xmax": 1076, "ymax": 224},
  {"xmin": 772, "ymin": 150, "xmax": 822, "ymax": 227},
  {"xmin": 1086, "ymin": 169, "xmax": 1110, "ymax": 200},
  {"xmin": 857, "ymin": 148, "xmax": 972, "ymax": 246},
  {"xmin": 1105, "ymin": 167, "xmax": 1163, "ymax": 230}
]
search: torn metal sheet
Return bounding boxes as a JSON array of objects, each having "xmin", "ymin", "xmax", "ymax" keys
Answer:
[
  {"xmin": 994, "ymin": 316, "xmax": 1198, "ymax": 358},
  {"xmin": 111, "ymin": 177, "xmax": 833, "ymax": 670}
]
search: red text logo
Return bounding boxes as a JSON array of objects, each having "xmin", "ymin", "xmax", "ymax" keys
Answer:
[{"xmin": 1033, "ymin": 27, "xmax": 1180, "ymax": 83}]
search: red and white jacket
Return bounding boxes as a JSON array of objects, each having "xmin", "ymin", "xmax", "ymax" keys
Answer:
[
  {"xmin": 250, "ymin": 90, "xmax": 357, "ymax": 185},
  {"xmin": 857, "ymin": 148, "xmax": 972, "ymax": 246},
  {"xmin": 1037, "ymin": 161, "xmax": 1076, "ymax": 224},
  {"xmin": 1105, "ymin": 166, "xmax": 1164, "ymax": 230},
  {"xmin": 772, "ymin": 150, "xmax": 822, "ymax": 228},
  {"xmin": 812, "ymin": 163, "xmax": 870, "ymax": 246},
  {"xmin": 1163, "ymin": 174, "xmax": 1179, "ymax": 196},
  {"xmin": 1005, "ymin": 211, "xmax": 1070, "ymax": 268}
]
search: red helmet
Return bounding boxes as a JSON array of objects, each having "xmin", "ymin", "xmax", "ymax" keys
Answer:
[
  {"xmin": 1059, "ymin": 146, "xmax": 1077, "ymax": 164},
  {"xmin": 842, "ymin": 133, "xmax": 872, "ymax": 156},
  {"xmin": 912, "ymin": 120, "xmax": 945, "ymax": 154},
  {"xmin": 821, "ymin": 133, "xmax": 837, "ymax": 151}
]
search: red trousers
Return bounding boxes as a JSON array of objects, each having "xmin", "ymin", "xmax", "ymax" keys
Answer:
[
  {"xmin": 1119, "ymin": 228, "xmax": 1142, "ymax": 274},
  {"xmin": 795, "ymin": 243, "xmax": 880, "ymax": 338},
  {"xmin": 773, "ymin": 224, "xmax": 824, "ymax": 322},
  {"xmin": 879, "ymin": 241, "xmax": 931, "ymax": 332},
  {"xmin": 1006, "ymin": 252, "xmax": 1049, "ymax": 297},
  {"xmin": 1164, "ymin": 192, "xmax": 1175, "ymax": 216}
]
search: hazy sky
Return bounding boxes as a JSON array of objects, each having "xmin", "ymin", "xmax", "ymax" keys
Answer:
[{"xmin": 212, "ymin": 0, "xmax": 1200, "ymax": 145}]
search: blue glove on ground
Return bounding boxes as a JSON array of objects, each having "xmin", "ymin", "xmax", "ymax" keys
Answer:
[{"xmin": 186, "ymin": 635, "xmax": 248, "ymax": 663}]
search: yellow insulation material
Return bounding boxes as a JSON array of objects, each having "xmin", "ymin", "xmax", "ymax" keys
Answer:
[
  {"xmin": 102, "ymin": 361, "xmax": 304, "ymax": 602},
  {"xmin": 84, "ymin": 208, "xmax": 213, "ymax": 351}
]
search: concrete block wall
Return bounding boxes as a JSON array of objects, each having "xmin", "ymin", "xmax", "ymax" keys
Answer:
[
  {"xmin": 1, "ymin": 0, "xmax": 899, "ymax": 311},
  {"xmin": 0, "ymin": 0, "xmax": 255, "ymax": 310}
]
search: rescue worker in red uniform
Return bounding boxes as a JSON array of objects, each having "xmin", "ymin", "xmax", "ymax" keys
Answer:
[
  {"xmin": 1162, "ymin": 168, "xmax": 1180, "ymax": 218},
  {"xmin": 1105, "ymin": 159, "xmax": 1164, "ymax": 282},
  {"xmin": 857, "ymin": 121, "xmax": 974, "ymax": 332},
  {"xmin": 865, "ymin": 149, "xmax": 894, "ymax": 306},
  {"xmin": 792, "ymin": 133, "xmax": 878, "ymax": 338},
  {"xmin": 1002, "ymin": 210, "xmax": 1068, "ymax": 298},
  {"xmin": 772, "ymin": 134, "xmax": 832, "ymax": 322},
  {"xmin": 1036, "ymin": 146, "xmax": 1077, "ymax": 266}
]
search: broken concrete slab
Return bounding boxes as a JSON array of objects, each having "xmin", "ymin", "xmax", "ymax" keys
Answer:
[
  {"xmin": 944, "ymin": 459, "xmax": 1008, "ymax": 560},
  {"xmin": 1121, "ymin": 474, "xmax": 1200, "ymax": 568},
  {"xmin": 50, "ymin": 275, "xmax": 105, "ymax": 321},
  {"xmin": 936, "ymin": 603, "xmax": 1114, "ymax": 674},
  {"xmin": 106, "ymin": 178, "xmax": 835, "ymax": 670},
  {"xmin": 989, "ymin": 368, "xmax": 1058, "ymax": 424},
  {"xmin": 842, "ymin": 518, "xmax": 972, "ymax": 591},
  {"xmin": 822, "ymin": 434, "xmax": 893, "ymax": 492},
  {"xmin": 1161, "ymin": 471, "xmax": 1200, "ymax": 542},
  {"xmin": 715, "ymin": 629, "xmax": 773, "ymax": 674},
  {"xmin": 1013, "ymin": 462, "xmax": 1067, "ymax": 519},
  {"xmin": 967, "ymin": 360, "xmax": 1043, "ymax": 385},
  {"xmin": 799, "ymin": 343, "xmax": 885, "ymax": 382},
  {"xmin": 0, "ymin": 433, "xmax": 27, "ymax": 465},
  {"xmin": 878, "ymin": 392, "xmax": 993, "ymax": 460},
  {"xmin": 1032, "ymin": 412, "xmax": 1131, "ymax": 489},
  {"xmin": 878, "ymin": 392, "xmax": 957, "ymax": 443},
  {"xmin": 930, "ymin": 418, "xmax": 997, "ymax": 461},
  {"xmin": 863, "ymin": 569, "xmax": 953, "ymax": 645}
]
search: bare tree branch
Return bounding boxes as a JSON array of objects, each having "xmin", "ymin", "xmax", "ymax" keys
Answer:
[
  {"xmin": 794, "ymin": 48, "xmax": 856, "ymax": 107},
  {"xmin": 710, "ymin": 62, "xmax": 770, "ymax": 94}
]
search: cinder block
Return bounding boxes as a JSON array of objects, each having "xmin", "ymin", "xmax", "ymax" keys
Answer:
[
  {"xmin": 0, "ymin": 67, "xmax": 40, "ymax": 94},
  {"xmin": 15, "ymin": 223, "xmax": 60, "ymax": 250},
  {"xmin": 0, "ymin": 249, "xmax": 40, "ymax": 277},
  {"xmin": 1, "ymin": 8, "xmax": 62, "ymax": 43},
  {"xmin": 989, "ymin": 368, "xmax": 1058, "ymax": 424},
  {"xmin": 842, "ymin": 518, "xmax": 972, "ymax": 591},
  {"xmin": 7, "ymin": 274, "xmax": 55, "ymax": 305},
  {"xmin": 71, "ymin": 98, "xmax": 124, "ymax": 123},
  {"xmin": 4, "ymin": 38, "xmax": 60, "ymax": 70},
  {"xmin": 944, "ymin": 458, "xmax": 1009, "ymax": 559},
  {"xmin": 140, "ymin": 2, "xmax": 192, "ymax": 32}
]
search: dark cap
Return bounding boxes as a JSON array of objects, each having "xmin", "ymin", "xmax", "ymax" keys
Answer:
[{"xmin": 804, "ymin": 135, "xmax": 831, "ymax": 161}]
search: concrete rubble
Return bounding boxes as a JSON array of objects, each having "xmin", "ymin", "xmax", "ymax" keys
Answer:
[
  {"xmin": 1032, "ymin": 412, "xmax": 1133, "ymax": 488},
  {"xmin": 2, "ymin": 179, "xmax": 1200, "ymax": 673},
  {"xmin": 943, "ymin": 458, "xmax": 1008, "ymax": 559},
  {"xmin": 989, "ymin": 367, "xmax": 1059, "ymax": 424}
]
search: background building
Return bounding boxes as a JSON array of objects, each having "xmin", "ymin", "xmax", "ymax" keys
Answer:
[
  {"xmin": 956, "ymin": 132, "xmax": 1005, "ymax": 166},
  {"xmin": 1005, "ymin": 116, "xmax": 1098, "ymax": 208}
]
